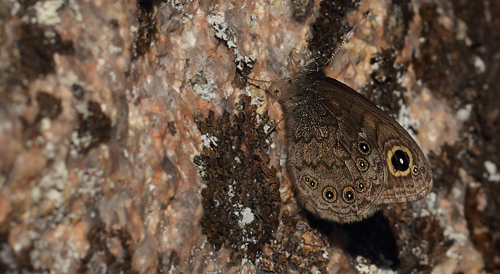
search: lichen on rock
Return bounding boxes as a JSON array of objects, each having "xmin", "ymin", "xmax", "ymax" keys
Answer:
[{"xmin": 195, "ymin": 95, "xmax": 280, "ymax": 262}]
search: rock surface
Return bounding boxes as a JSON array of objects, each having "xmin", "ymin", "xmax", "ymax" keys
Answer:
[{"xmin": 0, "ymin": 0, "xmax": 499, "ymax": 273}]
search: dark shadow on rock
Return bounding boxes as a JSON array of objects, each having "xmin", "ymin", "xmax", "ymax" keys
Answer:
[{"xmin": 306, "ymin": 211, "xmax": 400, "ymax": 270}]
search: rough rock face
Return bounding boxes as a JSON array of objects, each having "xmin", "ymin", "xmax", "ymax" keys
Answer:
[{"xmin": 0, "ymin": 0, "xmax": 499, "ymax": 273}]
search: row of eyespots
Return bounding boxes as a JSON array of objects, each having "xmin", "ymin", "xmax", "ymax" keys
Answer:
[
  {"xmin": 357, "ymin": 141, "xmax": 370, "ymax": 172},
  {"xmin": 301, "ymin": 141, "xmax": 373, "ymax": 204},
  {"xmin": 351, "ymin": 142, "xmax": 370, "ymax": 203},
  {"xmin": 360, "ymin": 141, "xmax": 422, "ymax": 177},
  {"xmin": 302, "ymin": 142, "xmax": 424, "ymax": 204},
  {"xmin": 322, "ymin": 180, "xmax": 369, "ymax": 203},
  {"xmin": 303, "ymin": 175, "xmax": 368, "ymax": 203}
]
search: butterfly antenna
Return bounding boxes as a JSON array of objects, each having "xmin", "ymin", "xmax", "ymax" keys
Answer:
[
  {"xmin": 324, "ymin": 10, "xmax": 370, "ymax": 67},
  {"xmin": 264, "ymin": 119, "xmax": 282, "ymax": 140}
]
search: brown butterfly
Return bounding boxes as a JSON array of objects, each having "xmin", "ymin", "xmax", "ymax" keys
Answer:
[{"xmin": 279, "ymin": 11, "xmax": 433, "ymax": 223}]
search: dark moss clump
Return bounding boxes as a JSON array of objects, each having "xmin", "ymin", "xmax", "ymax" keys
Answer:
[
  {"xmin": 391, "ymin": 214, "xmax": 451, "ymax": 273},
  {"xmin": 465, "ymin": 182, "xmax": 500, "ymax": 272},
  {"xmin": 195, "ymin": 95, "xmax": 280, "ymax": 261},
  {"xmin": 79, "ymin": 223, "xmax": 137, "ymax": 274},
  {"xmin": 363, "ymin": 49, "xmax": 408, "ymax": 121},
  {"xmin": 414, "ymin": 1, "xmax": 500, "ymax": 270},
  {"xmin": 308, "ymin": 0, "xmax": 359, "ymax": 64},
  {"xmin": 290, "ymin": 0, "xmax": 314, "ymax": 23},
  {"xmin": 21, "ymin": 91, "xmax": 63, "ymax": 143},
  {"xmin": 135, "ymin": 0, "xmax": 159, "ymax": 58},
  {"xmin": 259, "ymin": 211, "xmax": 329, "ymax": 273},
  {"xmin": 71, "ymin": 84, "xmax": 86, "ymax": 101},
  {"xmin": 428, "ymin": 143, "xmax": 464, "ymax": 194},
  {"xmin": 35, "ymin": 91, "xmax": 62, "ymax": 122},
  {"xmin": 383, "ymin": 2, "xmax": 414, "ymax": 51},
  {"xmin": 75, "ymin": 100, "xmax": 112, "ymax": 153},
  {"xmin": 17, "ymin": 23, "xmax": 74, "ymax": 80}
]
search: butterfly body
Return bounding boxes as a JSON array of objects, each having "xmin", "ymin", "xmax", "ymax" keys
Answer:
[{"xmin": 280, "ymin": 70, "xmax": 433, "ymax": 223}]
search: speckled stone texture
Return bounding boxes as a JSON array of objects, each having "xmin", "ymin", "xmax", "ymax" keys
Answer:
[{"xmin": 0, "ymin": 0, "xmax": 499, "ymax": 273}]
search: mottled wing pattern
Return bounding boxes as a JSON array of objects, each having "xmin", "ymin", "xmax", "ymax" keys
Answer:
[
  {"xmin": 315, "ymin": 77, "xmax": 433, "ymax": 205},
  {"xmin": 280, "ymin": 73, "xmax": 432, "ymax": 223}
]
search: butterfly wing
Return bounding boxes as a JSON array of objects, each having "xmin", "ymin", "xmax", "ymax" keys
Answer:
[
  {"xmin": 281, "ymin": 73, "xmax": 432, "ymax": 223},
  {"xmin": 282, "ymin": 75, "xmax": 386, "ymax": 223},
  {"xmin": 315, "ymin": 76, "xmax": 433, "ymax": 205}
]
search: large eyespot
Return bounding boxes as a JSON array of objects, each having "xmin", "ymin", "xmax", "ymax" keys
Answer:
[
  {"xmin": 303, "ymin": 175, "xmax": 318, "ymax": 190},
  {"xmin": 356, "ymin": 158, "xmax": 369, "ymax": 171},
  {"xmin": 391, "ymin": 150, "xmax": 410, "ymax": 171},
  {"xmin": 411, "ymin": 166, "xmax": 420, "ymax": 176},
  {"xmin": 356, "ymin": 180, "xmax": 367, "ymax": 193},
  {"xmin": 358, "ymin": 141, "xmax": 371, "ymax": 155},
  {"xmin": 343, "ymin": 187, "xmax": 355, "ymax": 203},
  {"xmin": 322, "ymin": 187, "xmax": 337, "ymax": 203},
  {"xmin": 387, "ymin": 146, "xmax": 413, "ymax": 177}
]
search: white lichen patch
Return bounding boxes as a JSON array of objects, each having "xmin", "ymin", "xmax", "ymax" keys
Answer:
[
  {"xmin": 237, "ymin": 207, "xmax": 255, "ymax": 228},
  {"xmin": 207, "ymin": 13, "xmax": 256, "ymax": 70},
  {"xmin": 419, "ymin": 192, "xmax": 437, "ymax": 217},
  {"xmin": 70, "ymin": 131, "xmax": 92, "ymax": 158},
  {"xmin": 0, "ymin": 117, "xmax": 13, "ymax": 133},
  {"xmin": 208, "ymin": 13, "xmax": 229, "ymax": 41},
  {"xmin": 456, "ymin": 104, "xmax": 472, "ymax": 121},
  {"xmin": 76, "ymin": 167, "xmax": 104, "ymax": 197},
  {"xmin": 474, "ymin": 55, "xmax": 486, "ymax": 74},
  {"xmin": 355, "ymin": 256, "xmax": 397, "ymax": 274},
  {"xmin": 484, "ymin": 160, "xmax": 500, "ymax": 182},
  {"xmin": 32, "ymin": 161, "xmax": 68, "ymax": 211},
  {"xmin": 200, "ymin": 133, "xmax": 218, "ymax": 147},
  {"xmin": 250, "ymin": 14, "xmax": 258, "ymax": 29},
  {"xmin": 68, "ymin": 0, "xmax": 82, "ymax": 22},
  {"xmin": 443, "ymin": 225, "xmax": 468, "ymax": 247},
  {"xmin": 192, "ymin": 156, "xmax": 207, "ymax": 179},
  {"xmin": 30, "ymin": 238, "xmax": 80, "ymax": 273},
  {"xmin": 192, "ymin": 77, "xmax": 218, "ymax": 102},
  {"xmin": 227, "ymin": 183, "xmax": 235, "ymax": 198},
  {"xmin": 109, "ymin": 44, "xmax": 123, "ymax": 55},
  {"xmin": 396, "ymin": 98, "xmax": 420, "ymax": 140},
  {"xmin": 52, "ymin": 240, "xmax": 80, "ymax": 273},
  {"xmin": 169, "ymin": 0, "xmax": 186, "ymax": 12},
  {"xmin": 34, "ymin": 0, "xmax": 64, "ymax": 26},
  {"xmin": 234, "ymin": 49, "xmax": 256, "ymax": 70},
  {"xmin": 250, "ymin": 95, "xmax": 261, "ymax": 106},
  {"xmin": 40, "ymin": 117, "xmax": 52, "ymax": 132},
  {"xmin": 263, "ymin": 124, "xmax": 271, "ymax": 134}
]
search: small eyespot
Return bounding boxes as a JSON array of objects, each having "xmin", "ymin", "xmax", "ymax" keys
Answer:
[
  {"xmin": 358, "ymin": 141, "xmax": 371, "ymax": 155},
  {"xmin": 412, "ymin": 166, "xmax": 420, "ymax": 175},
  {"xmin": 322, "ymin": 187, "xmax": 337, "ymax": 203},
  {"xmin": 356, "ymin": 158, "xmax": 369, "ymax": 171},
  {"xmin": 356, "ymin": 180, "xmax": 367, "ymax": 193},
  {"xmin": 303, "ymin": 175, "xmax": 317, "ymax": 189},
  {"xmin": 343, "ymin": 187, "xmax": 355, "ymax": 203}
]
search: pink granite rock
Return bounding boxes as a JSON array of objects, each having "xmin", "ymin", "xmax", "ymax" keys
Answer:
[{"xmin": 0, "ymin": 0, "xmax": 499, "ymax": 273}]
